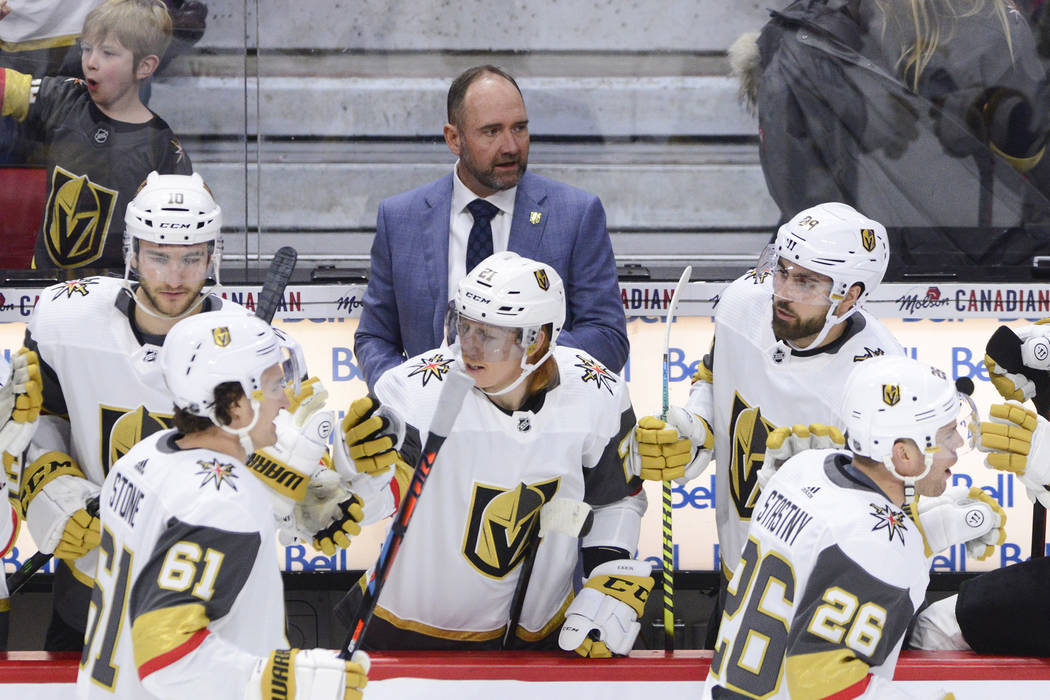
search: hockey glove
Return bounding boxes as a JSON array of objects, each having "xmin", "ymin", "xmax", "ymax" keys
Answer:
[
  {"xmin": 632, "ymin": 407, "xmax": 713, "ymax": 483},
  {"xmin": 0, "ymin": 348, "xmax": 43, "ymax": 465},
  {"xmin": 984, "ymin": 320, "xmax": 1050, "ymax": 409},
  {"xmin": 247, "ymin": 648, "xmax": 369, "ymax": 700},
  {"xmin": 17, "ymin": 451, "xmax": 99, "ymax": 560},
  {"xmin": 979, "ymin": 401, "xmax": 1050, "ymax": 507},
  {"xmin": 248, "ymin": 377, "xmax": 334, "ymax": 507},
  {"xmin": 559, "ymin": 559, "xmax": 653, "ymax": 658},
  {"xmin": 910, "ymin": 486, "xmax": 1006, "ymax": 560},
  {"xmin": 293, "ymin": 468, "xmax": 364, "ymax": 556},
  {"xmin": 760, "ymin": 423, "xmax": 845, "ymax": 490},
  {"xmin": 341, "ymin": 396, "xmax": 406, "ymax": 477}
]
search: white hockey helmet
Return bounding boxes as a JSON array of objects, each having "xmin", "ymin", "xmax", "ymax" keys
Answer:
[
  {"xmin": 772, "ymin": 202, "xmax": 889, "ymax": 307},
  {"xmin": 124, "ymin": 171, "xmax": 223, "ymax": 273},
  {"xmin": 161, "ymin": 311, "xmax": 295, "ymax": 453},
  {"xmin": 842, "ymin": 355, "xmax": 976, "ymax": 489},
  {"xmin": 446, "ymin": 251, "xmax": 565, "ymax": 395}
]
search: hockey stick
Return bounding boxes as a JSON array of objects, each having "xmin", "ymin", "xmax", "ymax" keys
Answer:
[
  {"xmin": 7, "ymin": 496, "xmax": 98, "ymax": 595},
  {"xmin": 986, "ymin": 325, "xmax": 1047, "ymax": 559},
  {"xmin": 340, "ymin": 368, "xmax": 475, "ymax": 659},
  {"xmin": 501, "ymin": 513, "xmax": 542, "ymax": 650},
  {"xmin": 5, "ymin": 249, "xmax": 299, "ymax": 596},
  {"xmin": 501, "ymin": 499, "xmax": 594, "ymax": 650},
  {"xmin": 255, "ymin": 246, "xmax": 298, "ymax": 323},
  {"xmin": 660, "ymin": 265, "xmax": 691, "ymax": 652}
]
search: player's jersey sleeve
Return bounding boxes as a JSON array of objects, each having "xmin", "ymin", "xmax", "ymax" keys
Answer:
[
  {"xmin": 580, "ymin": 362, "xmax": 640, "ymax": 507},
  {"xmin": 685, "ymin": 336, "xmax": 715, "ymax": 422},
  {"xmin": 129, "ymin": 514, "xmax": 265, "ymax": 696},
  {"xmin": 23, "ymin": 328, "xmax": 68, "ymax": 418},
  {"xmin": 783, "ymin": 544, "xmax": 916, "ymax": 699},
  {"xmin": 0, "ymin": 69, "xmax": 34, "ymax": 121}
]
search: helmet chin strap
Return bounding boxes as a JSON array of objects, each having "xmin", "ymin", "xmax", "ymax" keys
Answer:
[
  {"xmin": 453, "ymin": 341, "xmax": 553, "ymax": 399},
  {"xmin": 781, "ymin": 296, "xmax": 858, "ymax": 352},
  {"xmin": 214, "ymin": 395, "xmax": 262, "ymax": 459},
  {"xmin": 883, "ymin": 452, "xmax": 934, "ymax": 507},
  {"xmin": 122, "ymin": 259, "xmax": 223, "ymax": 325}
]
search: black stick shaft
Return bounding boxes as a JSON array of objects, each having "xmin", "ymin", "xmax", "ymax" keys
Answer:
[
  {"xmin": 340, "ymin": 369, "xmax": 473, "ymax": 659},
  {"xmin": 255, "ymin": 246, "xmax": 297, "ymax": 323}
]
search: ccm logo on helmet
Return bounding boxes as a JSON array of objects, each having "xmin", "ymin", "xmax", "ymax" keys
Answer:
[
  {"xmin": 158, "ymin": 222, "xmax": 192, "ymax": 229},
  {"xmin": 464, "ymin": 291, "xmax": 490, "ymax": 303}
]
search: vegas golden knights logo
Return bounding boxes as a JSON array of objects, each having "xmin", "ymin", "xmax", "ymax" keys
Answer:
[
  {"xmin": 860, "ymin": 228, "xmax": 877, "ymax": 252},
  {"xmin": 729, "ymin": 392, "xmax": 777, "ymax": 520},
  {"xmin": 534, "ymin": 269, "xmax": 550, "ymax": 291},
  {"xmin": 100, "ymin": 405, "xmax": 173, "ymax": 473},
  {"xmin": 42, "ymin": 167, "xmax": 117, "ymax": 268},
  {"xmin": 463, "ymin": 478, "xmax": 560, "ymax": 578},
  {"xmin": 212, "ymin": 326, "xmax": 231, "ymax": 347},
  {"xmin": 883, "ymin": 384, "xmax": 901, "ymax": 406}
]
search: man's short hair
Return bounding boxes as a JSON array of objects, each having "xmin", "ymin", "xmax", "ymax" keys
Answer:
[
  {"xmin": 447, "ymin": 65, "xmax": 523, "ymax": 126},
  {"xmin": 172, "ymin": 380, "xmax": 244, "ymax": 434},
  {"xmin": 82, "ymin": 0, "xmax": 173, "ymax": 65}
]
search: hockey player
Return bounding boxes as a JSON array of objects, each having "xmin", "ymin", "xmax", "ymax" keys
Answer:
[
  {"xmin": 13, "ymin": 171, "xmax": 360, "ymax": 651},
  {"xmin": 633, "ymin": 203, "xmax": 904, "ymax": 646},
  {"xmin": 333, "ymin": 252, "xmax": 651, "ymax": 656},
  {"xmin": 76, "ymin": 311, "xmax": 369, "ymax": 700},
  {"xmin": 0, "ymin": 347, "xmax": 42, "ymax": 649},
  {"xmin": 704, "ymin": 355, "xmax": 983, "ymax": 700}
]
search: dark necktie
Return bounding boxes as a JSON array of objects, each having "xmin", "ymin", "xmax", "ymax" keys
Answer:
[{"xmin": 465, "ymin": 198, "xmax": 499, "ymax": 274}]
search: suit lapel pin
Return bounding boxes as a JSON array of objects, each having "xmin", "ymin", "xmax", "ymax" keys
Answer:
[{"xmin": 529, "ymin": 211, "xmax": 542, "ymax": 224}]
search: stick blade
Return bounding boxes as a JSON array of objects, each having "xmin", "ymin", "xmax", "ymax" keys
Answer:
[{"xmin": 256, "ymin": 246, "xmax": 299, "ymax": 323}]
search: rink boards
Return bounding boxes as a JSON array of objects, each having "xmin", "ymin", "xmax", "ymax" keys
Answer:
[{"xmin": 0, "ymin": 650, "xmax": 1048, "ymax": 698}]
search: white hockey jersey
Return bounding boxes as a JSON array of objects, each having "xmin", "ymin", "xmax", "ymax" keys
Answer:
[
  {"xmin": 77, "ymin": 430, "xmax": 286, "ymax": 700},
  {"xmin": 25, "ymin": 277, "xmax": 240, "ymax": 483},
  {"xmin": 361, "ymin": 346, "xmax": 639, "ymax": 646},
  {"xmin": 703, "ymin": 449, "xmax": 928, "ymax": 699},
  {"xmin": 17, "ymin": 277, "xmax": 240, "ymax": 576},
  {"xmin": 689, "ymin": 272, "xmax": 903, "ymax": 572}
]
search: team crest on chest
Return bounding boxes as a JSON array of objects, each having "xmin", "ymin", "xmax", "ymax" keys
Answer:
[
  {"xmin": 574, "ymin": 355, "xmax": 617, "ymax": 394},
  {"xmin": 728, "ymin": 392, "xmax": 777, "ymax": 520},
  {"xmin": 870, "ymin": 503, "xmax": 908, "ymax": 544},
  {"xmin": 407, "ymin": 353, "xmax": 453, "ymax": 386},
  {"xmin": 42, "ymin": 167, "xmax": 117, "ymax": 269},
  {"xmin": 196, "ymin": 458, "xmax": 239, "ymax": 492},
  {"xmin": 51, "ymin": 277, "xmax": 99, "ymax": 300},
  {"xmin": 462, "ymin": 478, "xmax": 560, "ymax": 579},
  {"xmin": 99, "ymin": 405, "xmax": 173, "ymax": 473}
]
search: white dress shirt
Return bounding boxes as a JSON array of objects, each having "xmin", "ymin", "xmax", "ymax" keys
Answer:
[{"xmin": 447, "ymin": 162, "xmax": 517, "ymax": 301}]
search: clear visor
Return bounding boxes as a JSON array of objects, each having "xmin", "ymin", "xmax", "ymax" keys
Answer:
[
  {"xmin": 771, "ymin": 256, "xmax": 835, "ymax": 305},
  {"xmin": 445, "ymin": 302, "xmax": 526, "ymax": 362},
  {"xmin": 279, "ymin": 345, "xmax": 302, "ymax": 395},
  {"xmin": 933, "ymin": 393, "xmax": 980, "ymax": 456}
]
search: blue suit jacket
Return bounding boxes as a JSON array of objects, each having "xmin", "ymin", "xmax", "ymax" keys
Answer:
[{"xmin": 354, "ymin": 170, "xmax": 629, "ymax": 388}]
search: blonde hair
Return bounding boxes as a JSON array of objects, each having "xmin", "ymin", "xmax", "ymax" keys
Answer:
[
  {"xmin": 82, "ymin": 0, "xmax": 173, "ymax": 65},
  {"xmin": 875, "ymin": 0, "xmax": 1014, "ymax": 91}
]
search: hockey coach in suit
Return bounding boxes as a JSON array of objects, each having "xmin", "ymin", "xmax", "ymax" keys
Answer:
[{"xmin": 354, "ymin": 64, "xmax": 629, "ymax": 389}]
